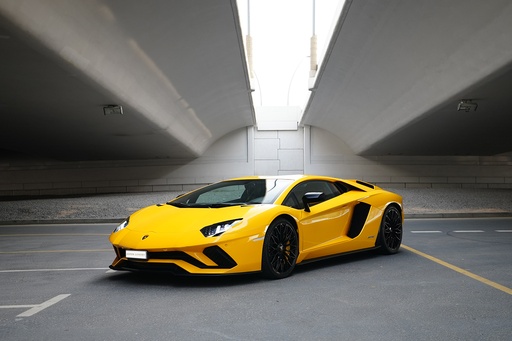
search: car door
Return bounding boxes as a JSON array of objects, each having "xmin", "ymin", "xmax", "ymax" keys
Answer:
[
  {"xmin": 283, "ymin": 181, "xmax": 348, "ymax": 249},
  {"xmin": 283, "ymin": 180, "xmax": 368, "ymax": 259}
]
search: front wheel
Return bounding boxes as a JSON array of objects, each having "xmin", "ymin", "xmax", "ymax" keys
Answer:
[
  {"xmin": 261, "ymin": 218, "xmax": 298, "ymax": 279},
  {"xmin": 377, "ymin": 206, "xmax": 402, "ymax": 254}
]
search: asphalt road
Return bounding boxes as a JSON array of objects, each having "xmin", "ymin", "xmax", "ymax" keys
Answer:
[{"xmin": 1, "ymin": 219, "xmax": 511, "ymax": 341}]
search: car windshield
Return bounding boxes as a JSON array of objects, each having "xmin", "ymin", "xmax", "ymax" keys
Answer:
[{"xmin": 168, "ymin": 179, "xmax": 294, "ymax": 208}]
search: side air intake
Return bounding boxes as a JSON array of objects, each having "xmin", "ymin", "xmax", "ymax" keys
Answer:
[{"xmin": 347, "ymin": 203, "xmax": 371, "ymax": 238}]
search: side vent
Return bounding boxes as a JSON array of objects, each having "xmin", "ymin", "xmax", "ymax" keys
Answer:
[{"xmin": 347, "ymin": 203, "xmax": 371, "ymax": 238}]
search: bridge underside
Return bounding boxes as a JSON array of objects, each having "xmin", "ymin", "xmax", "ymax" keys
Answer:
[
  {"xmin": 303, "ymin": 0, "xmax": 512, "ymax": 156},
  {"xmin": 1, "ymin": 0, "xmax": 511, "ymax": 163}
]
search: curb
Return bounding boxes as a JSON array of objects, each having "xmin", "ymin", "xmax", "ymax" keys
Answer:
[
  {"xmin": 405, "ymin": 212, "xmax": 512, "ymax": 219},
  {"xmin": 1, "ymin": 213, "xmax": 512, "ymax": 225},
  {"xmin": 0, "ymin": 218, "xmax": 123, "ymax": 225}
]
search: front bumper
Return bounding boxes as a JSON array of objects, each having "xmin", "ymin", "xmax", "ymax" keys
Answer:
[
  {"xmin": 110, "ymin": 245, "xmax": 237, "ymax": 274},
  {"xmin": 109, "ymin": 234, "xmax": 264, "ymax": 275}
]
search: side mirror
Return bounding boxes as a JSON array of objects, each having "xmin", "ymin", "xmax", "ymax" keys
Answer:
[{"xmin": 302, "ymin": 192, "xmax": 324, "ymax": 212}]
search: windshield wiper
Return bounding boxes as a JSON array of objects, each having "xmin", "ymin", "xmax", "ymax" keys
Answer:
[
  {"xmin": 207, "ymin": 203, "xmax": 243, "ymax": 208},
  {"xmin": 167, "ymin": 202, "xmax": 244, "ymax": 208},
  {"xmin": 166, "ymin": 202, "xmax": 190, "ymax": 208}
]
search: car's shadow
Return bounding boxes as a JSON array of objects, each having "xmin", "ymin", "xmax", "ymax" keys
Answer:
[
  {"xmin": 100, "ymin": 250, "xmax": 385, "ymax": 288},
  {"xmin": 294, "ymin": 249, "xmax": 382, "ymax": 274},
  {"xmin": 103, "ymin": 269, "xmax": 264, "ymax": 288}
]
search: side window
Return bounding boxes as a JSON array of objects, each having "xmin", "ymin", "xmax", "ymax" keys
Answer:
[{"xmin": 282, "ymin": 180, "xmax": 343, "ymax": 209}]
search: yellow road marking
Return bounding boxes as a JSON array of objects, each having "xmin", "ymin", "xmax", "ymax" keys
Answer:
[
  {"xmin": 0, "ymin": 249, "xmax": 111, "ymax": 254},
  {"xmin": 402, "ymin": 244, "xmax": 512, "ymax": 296}
]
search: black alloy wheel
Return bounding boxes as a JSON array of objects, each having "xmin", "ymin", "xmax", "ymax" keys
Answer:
[
  {"xmin": 261, "ymin": 218, "xmax": 299, "ymax": 279},
  {"xmin": 377, "ymin": 205, "xmax": 402, "ymax": 254}
]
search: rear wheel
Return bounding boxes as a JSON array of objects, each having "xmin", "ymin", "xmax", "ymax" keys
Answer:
[
  {"xmin": 377, "ymin": 206, "xmax": 402, "ymax": 254},
  {"xmin": 261, "ymin": 218, "xmax": 298, "ymax": 279}
]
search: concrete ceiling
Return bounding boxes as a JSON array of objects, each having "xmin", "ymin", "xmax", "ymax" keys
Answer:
[
  {"xmin": 1, "ymin": 0, "xmax": 511, "ymax": 162},
  {"xmin": 0, "ymin": 0, "xmax": 255, "ymax": 161},
  {"xmin": 303, "ymin": 0, "xmax": 512, "ymax": 156}
]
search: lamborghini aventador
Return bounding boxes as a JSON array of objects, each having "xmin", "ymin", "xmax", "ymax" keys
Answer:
[{"xmin": 109, "ymin": 175, "xmax": 403, "ymax": 279}]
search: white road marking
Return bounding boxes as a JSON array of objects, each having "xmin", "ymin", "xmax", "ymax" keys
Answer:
[
  {"xmin": 0, "ymin": 249, "xmax": 111, "ymax": 254},
  {"xmin": 17, "ymin": 294, "xmax": 70, "ymax": 317},
  {"xmin": 0, "ymin": 304, "xmax": 36, "ymax": 309},
  {"xmin": 0, "ymin": 233, "xmax": 109, "ymax": 237},
  {"xmin": 0, "ymin": 268, "xmax": 108, "ymax": 273},
  {"xmin": 0, "ymin": 294, "xmax": 70, "ymax": 317},
  {"xmin": 411, "ymin": 230, "xmax": 512, "ymax": 234}
]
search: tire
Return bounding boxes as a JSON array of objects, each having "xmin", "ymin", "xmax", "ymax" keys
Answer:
[
  {"xmin": 261, "ymin": 218, "xmax": 299, "ymax": 279},
  {"xmin": 377, "ymin": 205, "xmax": 402, "ymax": 254}
]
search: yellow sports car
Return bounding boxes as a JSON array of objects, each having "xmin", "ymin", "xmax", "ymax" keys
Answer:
[{"xmin": 109, "ymin": 175, "xmax": 403, "ymax": 279}]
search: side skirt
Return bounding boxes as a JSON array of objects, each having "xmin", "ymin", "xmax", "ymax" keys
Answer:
[{"xmin": 297, "ymin": 246, "xmax": 380, "ymax": 266}]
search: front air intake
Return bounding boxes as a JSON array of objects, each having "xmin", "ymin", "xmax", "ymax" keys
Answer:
[{"xmin": 203, "ymin": 246, "xmax": 237, "ymax": 269}]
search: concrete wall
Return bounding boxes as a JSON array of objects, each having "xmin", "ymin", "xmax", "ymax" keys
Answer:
[
  {"xmin": 1, "ymin": 126, "xmax": 511, "ymax": 197},
  {"xmin": 0, "ymin": 128, "xmax": 254, "ymax": 197},
  {"xmin": 305, "ymin": 126, "xmax": 512, "ymax": 189},
  {"xmin": 254, "ymin": 128, "xmax": 304, "ymax": 175}
]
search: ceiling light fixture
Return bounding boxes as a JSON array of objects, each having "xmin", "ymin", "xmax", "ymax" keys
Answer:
[
  {"xmin": 457, "ymin": 100, "xmax": 477, "ymax": 112},
  {"xmin": 103, "ymin": 105, "xmax": 123, "ymax": 115}
]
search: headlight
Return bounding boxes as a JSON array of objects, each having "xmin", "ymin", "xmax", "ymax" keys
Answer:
[
  {"xmin": 201, "ymin": 219, "xmax": 242, "ymax": 237},
  {"xmin": 113, "ymin": 218, "xmax": 129, "ymax": 233}
]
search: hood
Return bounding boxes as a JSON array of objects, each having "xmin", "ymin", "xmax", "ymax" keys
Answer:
[
  {"xmin": 112, "ymin": 204, "xmax": 266, "ymax": 249},
  {"xmin": 129, "ymin": 204, "xmax": 254, "ymax": 233}
]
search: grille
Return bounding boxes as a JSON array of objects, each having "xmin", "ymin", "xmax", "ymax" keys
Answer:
[
  {"xmin": 117, "ymin": 247, "xmax": 237, "ymax": 269},
  {"xmin": 119, "ymin": 261, "xmax": 189, "ymax": 275}
]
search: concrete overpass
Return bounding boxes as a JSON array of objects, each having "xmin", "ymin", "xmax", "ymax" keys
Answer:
[
  {"xmin": 303, "ymin": 0, "xmax": 512, "ymax": 156},
  {"xmin": 1, "ymin": 0, "xmax": 511, "ymax": 197},
  {"xmin": 0, "ymin": 0, "xmax": 255, "ymax": 161}
]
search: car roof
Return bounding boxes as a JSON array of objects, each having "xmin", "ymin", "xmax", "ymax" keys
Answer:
[
  {"xmin": 229, "ymin": 175, "xmax": 305, "ymax": 181},
  {"xmin": 229, "ymin": 174, "xmax": 340, "ymax": 182}
]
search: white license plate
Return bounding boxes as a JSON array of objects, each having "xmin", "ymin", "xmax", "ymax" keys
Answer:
[{"xmin": 126, "ymin": 250, "xmax": 147, "ymax": 260}]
